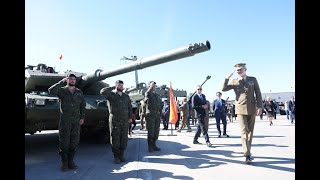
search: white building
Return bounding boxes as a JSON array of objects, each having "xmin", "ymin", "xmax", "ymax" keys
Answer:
[{"xmin": 261, "ymin": 92, "xmax": 295, "ymax": 102}]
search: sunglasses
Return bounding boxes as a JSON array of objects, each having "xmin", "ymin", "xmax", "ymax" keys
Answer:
[{"xmin": 197, "ymin": 88, "xmax": 202, "ymax": 90}]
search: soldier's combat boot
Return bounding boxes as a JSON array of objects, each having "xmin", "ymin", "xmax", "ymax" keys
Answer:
[
  {"xmin": 148, "ymin": 137, "xmax": 154, "ymax": 152},
  {"xmin": 61, "ymin": 161, "xmax": 69, "ymax": 172},
  {"xmin": 153, "ymin": 139, "xmax": 161, "ymax": 151},
  {"xmin": 68, "ymin": 152, "xmax": 78, "ymax": 169},
  {"xmin": 119, "ymin": 150, "xmax": 126, "ymax": 162},
  {"xmin": 60, "ymin": 152, "xmax": 69, "ymax": 172},
  {"xmin": 114, "ymin": 154, "xmax": 121, "ymax": 164}
]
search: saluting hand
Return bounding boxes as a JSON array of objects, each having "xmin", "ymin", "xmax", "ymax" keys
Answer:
[
  {"xmin": 61, "ymin": 77, "xmax": 67, "ymax": 83},
  {"xmin": 227, "ymin": 70, "xmax": 236, "ymax": 79},
  {"xmin": 79, "ymin": 118, "xmax": 84, "ymax": 125}
]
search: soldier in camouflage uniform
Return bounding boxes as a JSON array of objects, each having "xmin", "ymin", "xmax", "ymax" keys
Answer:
[
  {"xmin": 48, "ymin": 74, "xmax": 85, "ymax": 172},
  {"xmin": 204, "ymin": 100, "xmax": 211, "ymax": 131},
  {"xmin": 139, "ymin": 100, "xmax": 147, "ymax": 130},
  {"xmin": 100, "ymin": 80, "xmax": 133, "ymax": 164},
  {"xmin": 189, "ymin": 99, "xmax": 196, "ymax": 125},
  {"xmin": 227, "ymin": 103, "xmax": 233, "ymax": 122},
  {"xmin": 177, "ymin": 97, "xmax": 192, "ymax": 132},
  {"xmin": 145, "ymin": 81, "xmax": 162, "ymax": 152}
]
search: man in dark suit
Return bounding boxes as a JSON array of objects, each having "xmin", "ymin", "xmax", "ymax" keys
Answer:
[
  {"xmin": 192, "ymin": 85, "xmax": 212, "ymax": 147},
  {"xmin": 212, "ymin": 92, "xmax": 229, "ymax": 138},
  {"xmin": 161, "ymin": 100, "xmax": 170, "ymax": 130},
  {"xmin": 288, "ymin": 96, "xmax": 295, "ymax": 124}
]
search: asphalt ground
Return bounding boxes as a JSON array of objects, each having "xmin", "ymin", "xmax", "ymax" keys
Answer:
[{"xmin": 25, "ymin": 115, "xmax": 295, "ymax": 180}]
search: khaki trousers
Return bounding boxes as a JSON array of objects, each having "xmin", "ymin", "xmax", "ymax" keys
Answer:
[{"xmin": 237, "ymin": 114, "xmax": 255, "ymax": 157}]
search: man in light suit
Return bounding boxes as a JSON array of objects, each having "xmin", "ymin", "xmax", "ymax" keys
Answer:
[
  {"xmin": 222, "ymin": 63, "xmax": 262, "ymax": 163},
  {"xmin": 212, "ymin": 92, "xmax": 229, "ymax": 138},
  {"xmin": 192, "ymin": 85, "xmax": 212, "ymax": 147}
]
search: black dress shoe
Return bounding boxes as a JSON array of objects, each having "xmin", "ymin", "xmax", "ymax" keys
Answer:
[
  {"xmin": 245, "ymin": 156, "xmax": 252, "ymax": 163},
  {"xmin": 206, "ymin": 142, "xmax": 212, "ymax": 147},
  {"xmin": 223, "ymin": 134, "xmax": 229, "ymax": 137},
  {"xmin": 218, "ymin": 135, "xmax": 221, "ymax": 138},
  {"xmin": 193, "ymin": 140, "xmax": 201, "ymax": 144}
]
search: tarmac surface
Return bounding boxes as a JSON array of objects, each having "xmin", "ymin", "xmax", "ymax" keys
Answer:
[{"xmin": 25, "ymin": 115, "xmax": 295, "ymax": 180}]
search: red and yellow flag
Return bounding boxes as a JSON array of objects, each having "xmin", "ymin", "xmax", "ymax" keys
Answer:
[{"xmin": 169, "ymin": 82, "xmax": 178, "ymax": 124}]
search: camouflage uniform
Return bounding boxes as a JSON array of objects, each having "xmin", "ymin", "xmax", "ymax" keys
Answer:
[
  {"xmin": 177, "ymin": 101, "xmax": 192, "ymax": 132},
  {"xmin": 144, "ymin": 91, "xmax": 162, "ymax": 152},
  {"xmin": 139, "ymin": 101, "xmax": 147, "ymax": 130},
  {"xmin": 204, "ymin": 100, "xmax": 211, "ymax": 131},
  {"xmin": 189, "ymin": 101, "xmax": 196, "ymax": 125},
  {"xmin": 48, "ymin": 79, "xmax": 85, "ymax": 170},
  {"xmin": 100, "ymin": 88, "xmax": 132, "ymax": 162}
]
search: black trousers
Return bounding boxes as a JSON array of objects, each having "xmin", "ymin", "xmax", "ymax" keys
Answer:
[
  {"xmin": 193, "ymin": 115, "xmax": 210, "ymax": 143},
  {"xmin": 162, "ymin": 117, "xmax": 169, "ymax": 129}
]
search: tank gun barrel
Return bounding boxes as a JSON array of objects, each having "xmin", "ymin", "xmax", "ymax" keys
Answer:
[{"xmin": 81, "ymin": 41, "xmax": 211, "ymax": 84}]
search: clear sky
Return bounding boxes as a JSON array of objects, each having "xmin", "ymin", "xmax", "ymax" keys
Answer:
[{"xmin": 25, "ymin": 0, "xmax": 295, "ymax": 101}]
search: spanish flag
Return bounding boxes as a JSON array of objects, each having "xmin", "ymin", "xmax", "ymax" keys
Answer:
[{"xmin": 169, "ymin": 82, "xmax": 178, "ymax": 124}]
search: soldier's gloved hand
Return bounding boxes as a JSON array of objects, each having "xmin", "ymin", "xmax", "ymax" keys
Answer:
[
  {"xmin": 202, "ymin": 104, "xmax": 208, "ymax": 109},
  {"xmin": 79, "ymin": 118, "xmax": 84, "ymax": 125},
  {"xmin": 128, "ymin": 119, "xmax": 132, "ymax": 123}
]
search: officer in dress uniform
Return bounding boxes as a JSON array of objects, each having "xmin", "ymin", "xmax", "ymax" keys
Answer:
[{"xmin": 222, "ymin": 63, "xmax": 263, "ymax": 163}]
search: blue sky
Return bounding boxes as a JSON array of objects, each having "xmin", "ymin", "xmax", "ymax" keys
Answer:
[{"xmin": 25, "ymin": 0, "xmax": 295, "ymax": 101}]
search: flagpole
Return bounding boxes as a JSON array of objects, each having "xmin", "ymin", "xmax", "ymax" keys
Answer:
[
  {"xmin": 59, "ymin": 53, "xmax": 63, "ymax": 73},
  {"xmin": 59, "ymin": 60, "xmax": 62, "ymax": 73}
]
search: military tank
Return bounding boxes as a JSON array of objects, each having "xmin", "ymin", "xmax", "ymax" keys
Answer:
[
  {"xmin": 126, "ymin": 83, "xmax": 187, "ymax": 103},
  {"xmin": 25, "ymin": 40, "xmax": 211, "ymax": 143}
]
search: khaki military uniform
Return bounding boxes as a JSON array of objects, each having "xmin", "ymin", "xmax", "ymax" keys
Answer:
[{"xmin": 222, "ymin": 76, "xmax": 262, "ymax": 157}]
